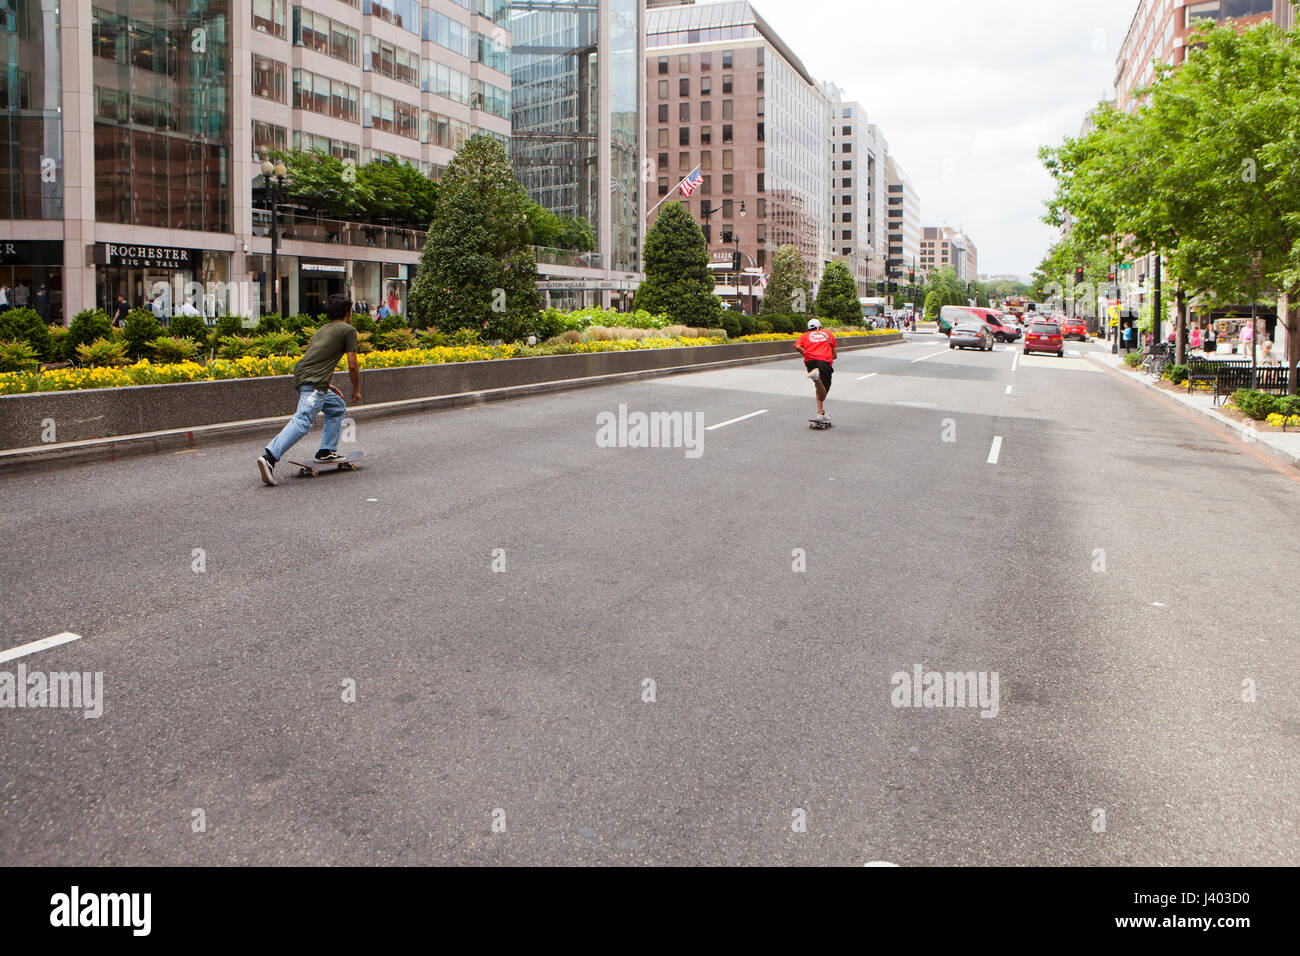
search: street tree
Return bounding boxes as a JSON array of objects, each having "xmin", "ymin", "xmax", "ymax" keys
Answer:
[
  {"xmin": 408, "ymin": 134, "xmax": 540, "ymax": 340},
  {"xmin": 816, "ymin": 260, "xmax": 862, "ymax": 324},
  {"xmin": 762, "ymin": 244, "xmax": 812, "ymax": 316},
  {"xmin": 633, "ymin": 201, "xmax": 722, "ymax": 327}
]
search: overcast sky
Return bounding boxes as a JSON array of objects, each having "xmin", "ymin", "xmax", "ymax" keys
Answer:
[{"xmin": 752, "ymin": 0, "xmax": 1139, "ymax": 278}]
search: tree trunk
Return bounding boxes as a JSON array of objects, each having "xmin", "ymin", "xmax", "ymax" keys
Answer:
[{"xmin": 1175, "ymin": 288, "xmax": 1187, "ymax": 366}]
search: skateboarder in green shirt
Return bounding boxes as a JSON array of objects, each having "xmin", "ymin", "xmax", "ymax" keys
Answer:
[{"xmin": 257, "ymin": 293, "xmax": 361, "ymax": 486}]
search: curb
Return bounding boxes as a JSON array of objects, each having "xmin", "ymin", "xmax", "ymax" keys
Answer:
[
  {"xmin": 0, "ymin": 337, "xmax": 901, "ymax": 472},
  {"xmin": 1089, "ymin": 356, "xmax": 1300, "ymax": 470}
]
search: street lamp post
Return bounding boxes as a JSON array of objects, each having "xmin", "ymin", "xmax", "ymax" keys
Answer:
[
  {"xmin": 699, "ymin": 200, "xmax": 745, "ymax": 312},
  {"xmin": 261, "ymin": 159, "xmax": 288, "ymax": 325}
]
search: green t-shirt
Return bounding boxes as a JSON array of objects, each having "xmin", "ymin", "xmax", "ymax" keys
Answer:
[{"xmin": 293, "ymin": 321, "xmax": 358, "ymax": 390}]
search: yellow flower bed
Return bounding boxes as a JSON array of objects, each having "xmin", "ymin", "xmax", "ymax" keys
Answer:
[{"xmin": 1265, "ymin": 413, "xmax": 1300, "ymax": 428}]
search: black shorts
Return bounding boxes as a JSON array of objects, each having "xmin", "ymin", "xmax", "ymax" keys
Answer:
[{"xmin": 805, "ymin": 359, "xmax": 833, "ymax": 391}]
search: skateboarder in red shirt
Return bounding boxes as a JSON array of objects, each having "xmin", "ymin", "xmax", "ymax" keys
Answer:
[{"xmin": 795, "ymin": 318, "xmax": 837, "ymax": 423}]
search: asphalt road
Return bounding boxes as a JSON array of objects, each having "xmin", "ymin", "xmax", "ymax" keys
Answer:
[{"xmin": 1, "ymin": 334, "xmax": 1296, "ymax": 865}]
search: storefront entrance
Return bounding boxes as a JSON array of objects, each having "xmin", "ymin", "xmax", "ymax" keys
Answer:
[
  {"xmin": 0, "ymin": 240, "xmax": 64, "ymax": 324},
  {"xmin": 299, "ymin": 260, "xmax": 347, "ymax": 318}
]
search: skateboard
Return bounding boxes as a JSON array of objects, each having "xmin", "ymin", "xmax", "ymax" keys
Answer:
[
  {"xmin": 284, "ymin": 451, "xmax": 364, "ymax": 477},
  {"xmin": 808, "ymin": 417, "xmax": 832, "ymax": 430}
]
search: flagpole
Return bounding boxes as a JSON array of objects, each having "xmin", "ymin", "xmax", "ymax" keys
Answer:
[{"xmin": 645, "ymin": 185, "xmax": 682, "ymax": 220}]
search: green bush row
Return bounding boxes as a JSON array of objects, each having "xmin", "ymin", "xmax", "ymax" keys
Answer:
[{"xmin": 1232, "ymin": 389, "xmax": 1300, "ymax": 420}]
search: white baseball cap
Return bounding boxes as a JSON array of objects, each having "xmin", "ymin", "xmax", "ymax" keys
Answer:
[{"xmin": 807, "ymin": 319, "xmax": 821, "ymax": 330}]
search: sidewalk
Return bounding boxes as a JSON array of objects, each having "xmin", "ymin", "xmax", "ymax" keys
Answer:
[{"xmin": 1088, "ymin": 347, "xmax": 1300, "ymax": 469}]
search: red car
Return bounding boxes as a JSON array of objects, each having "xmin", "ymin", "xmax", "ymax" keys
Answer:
[
  {"xmin": 1024, "ymin": 321, "xmax": 1064, "ymax": 357},
  {"xmin": 1059, "ymin": 317, "xmax": 1088, "ymax": 341}
]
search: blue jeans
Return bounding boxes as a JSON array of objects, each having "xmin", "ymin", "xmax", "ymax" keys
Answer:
[{"xmin": 266, "ymin": 384, "xmax": 346, "ymax": 461}]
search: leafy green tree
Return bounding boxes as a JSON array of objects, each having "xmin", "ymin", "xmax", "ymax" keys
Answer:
[
  {"xmin": 408, "ymin": 134, "xmax": 540, "ymax": 340},
  {"xmin": 816, "ymin": 260, "xmax": 861, "ymax": 324},
  {"xmin": 923, "ymin": 290, "xmax": 941, "ymax": 320},
  {"xmin": 358, "ymin": 160, "xmax": 440, "ymax": 226},
  {"xmin": 122, "ymin": 309, "xmax": 162, "ymax": 360},
  {"xmin": 762, "ymin": 244, "xmax": 811, "ymax": 315},
  {"xmin": 632, "ymin": 201, "xmax": 722, "ymax": 327},
  {"xmin": 525, "ymin": 201, "xmax": 596, "ymax": 252},
  {"xmin": 268, "ymin": 149, "xmax": 374, "ymax": 219}
]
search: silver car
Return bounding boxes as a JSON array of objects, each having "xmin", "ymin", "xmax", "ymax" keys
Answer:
[{"xmin": 949, "ymin": 321, "xmax": 994, "ymax": 351}]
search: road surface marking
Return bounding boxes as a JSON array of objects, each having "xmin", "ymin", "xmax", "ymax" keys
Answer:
[
  {"xmin": 910, "ymin": 350, "xmax": 949, "ymax": 364},
  {"xmin": 893, "ymin": 401, "xmax": 938, "ymax": 409},
  {"xmin": 986, "ymin": 436, "xmax": 1003, "ymax": 464},
  {"xmin": 856, "ymin": 373, "xmax": 878, "ymax": 381},
  {"xmin": 0, "ymin": 632, "xmax": 81, "ymax": 664},
  {"xmin": 1011, "ymin": 352, "xmax": 1019, "ymax": 372},
  {"xmin": 706, "ymin": 409, "xmax": 768, "ymax": 431},
  {"xmin": 1005, "ymin": 385, "xmax": 1013, "ymax": 395}
]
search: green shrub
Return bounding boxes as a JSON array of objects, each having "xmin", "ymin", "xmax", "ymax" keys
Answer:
[
  {"xmin": 756, "ymin": 320, "xmax": 773, "ymax": 334},
  {"xmin": 46, "ymin": 324, "xmax": 70, "ymax": 360},
  {"xmin": 1276, "ymin": 395, "xmax": 1300, "ymax": 418},
  {"xmin": 280, "ymin": 313, "xmax": 315, "ymax": 336},
  {"xmin": 1123, "ymin": 352, "xmax": 1144, "ymax": 368},
  {"xmin": 148, "ymin": 335, "xmax": 200, "ymax": 363},
  {"xmin": 295, "ymin": 325, "xmax": 319, "ymax": 346},
  {"xmin": 248, "ymin": 332, "xmax": 300, "ymax": 357},
  {"xmin": 65, "ymin": 310, "xmax": 113, "ymax": 360},
  {"xmin": 376, "ymin": 327, "xmax": 418, "ymax": 351},
  {"xmin": 736, "ymin": 314, "xmax": 758, "ymax": 336},
  {"xmin": 1164, "ymin": 364, "xmax": 1188, "ymax": 385},
  {"xmin": 1232, "ymin": 389, "xmax": 1279, "ymax": 420},
  {"xmin": 212, "ymin": 314, "xmax": 254, "ymax": 339},
  {"xmin": 701, "ymin": 328, "xmax": 728, "ymax": 340},
  {"xmin": 449, "ymin": 327, "xmax": 480, "ymax": 346},
  {"xmin": 0, "ymin": 307, "xmax": 52, "ymax": 361},
  {"xmin": 353, "ymin": 314, "xmax": 377, "ymax": 334},
  {"xmin": 354, "ymin": 331, "xmax": 375, "ymax": 354},
  {"xmin": 417, "ymin": 329, "xmax": 448, "ymax": 348},
  {"xmin": 76, "ymin": 337, "xmax": 130, "ymax": 367},
  {"xmin": 0, "ymin": 340, "xmax": 40, "ymax": 372},
  {"xmin": 377, "ymin": 314, "xmax": 404, "ymax": 334},
  {"xmin": 718, "ymin": 312, "xmax": 741, "ymax": 339},
  {"xmin": 121, "ymin": 309, "xmax": 162, "ymax": 360},
  {"xmin": 216, "ymin": 335, "xmax": 257, "ymax": 359},
  {"xmin": 168, "ymin": 313, "xmax": 209, "ymax": 346},
  {"xmin": 254, "ymin": 314, "xmax": 282, "ymax": 335}
]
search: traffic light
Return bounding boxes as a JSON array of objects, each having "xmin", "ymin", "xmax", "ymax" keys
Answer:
[
  {"xmin": 1075, "ymin": 266, "xmax": 1084, "ymax": 284},
  {"xmin": 732, "ymin": 251, "xmax": 741, "ymax": 272},
  {"xmin": 909, "ymin": 268, "xmax": 915, "ymax": 283},
  {"xmin": 1107, "ymin": 267, "xmax": 1117, "ymax": 282}
]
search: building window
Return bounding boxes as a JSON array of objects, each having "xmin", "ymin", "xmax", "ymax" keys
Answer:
[
  {"xmin": 842, "ymin": 195, "xmax": 851, "ymax": 205},
  {"xmin": 842, "ymin": 143, "xmax": 852, "ymax": 153},
  {"xmin": 658, "ymin": 104, "xmax": 667, "ymax": 122},
  {"xmin": 679, "ymin": 77, "xmax": 689, "ymax": 96},
  {"xmin": 679, "ymin": 54, "xmax": 690, "ymax": 72},
  {"xmin": 658, "ymin": 57, "xmax": 668, "ymax": 74},
  {"xmin": 679, "ymin": 150, "xmax": 690, "ymax": 170},
  {"xmin": 756, "ymin": 122, "xmax": 763, "ymax": 142},
  {"xmin": 252, "ymin": 120, "xmax": 288, "ymax": 162},
  {"xmin": 700, "ymin": 52, "xmax": 711, "ymax": 71},
  {"xmin": 756, "ymin": 199, "xmax": 765, "ymax": 218},
  {"xmin": 254, "ymin": 0, "xmax": 287, "ymax": 39},
  {"xmin": 722, "ymin": 49, "xmax": 733, "ymax": 69},
  {"xmin": 722, "ymin": 124, "xmax": 732, "ymax": 143},
  {"xmin": 701, "ymin": 126, "xmax": 711, "ymax": 144},
  {"xmin": 658, "ymin": 80, "xmax": 668, "ymax": 98},
  {"xmin": 298, "ymin": 8, "xmax": 361, "ymax": 66},
  {"xmin": 756, "ymin": 96, "xmax": 764, "ymax": 116},
  {"xmin": 842, "ymin": 159, "xmax": 851, "ymax": 170},
  {"xmin": 701, "ymin": 101, "xmax": 712, "ymax": 121},
  {"xmin": 757, "ymin": 47, "xmax": 764, "ymax": 65},
  {"xmin": 756, "ymin": 148, "xmax": 764, "ymax": 168},
  {"xmin": 679, "ymin": 102, "xmax": 690, "ymax": 121},
  {"xmin": 757, "ymin": 173, "xmax": 764, "ymax": 192},
  {"xmin": 679, "ymin": 127, "xmax": 690, "ymax": 145},
  {"xmin": 701, "ymin": 75, "xmax": 711, "ymax": 95},
  {"xmin": 658, "ymin": 128, "xmax": 669, "ymax": 148},
  {"xmin": 722, "ymin": 174, "xmax": 733, "ymax": 194},
  {"xmin": 722, "ymin": 74, "xmax": 733, "ymax": 94},
  {"xmin": 842, "ymin": 177, "xmax": 851, "ymax": 188},
  {"xmin": 842, "ymin": 230, "xmax": 852, "ymax": 240},
  {"xmin": 722, "ymin": 100, "xmax": 733, "ymax": 119},
  {"xmin": 701, "ymin": 175, "xmax": 712, "ymax": 195},
  {"xmin": 722, "ymin": 149, "xmax": 733, "ymax": 169},
  {"xmin": 253, "ymin": 56, "xmax": 287, "ymax": 103},
  {"xmin": 722, "ymin": 200, "xmax": 733, "ymax": 219},
  {"xmin": 700, "ymin": 151, "xmax": 711, "ymax": 170},
  {"xmin": 757, "ymin": 72, "xmax": 764, "ymax": 92},
  {"xmin": 841, "ymin": 212, "xmax": 851, "ymax": 222},
  {"xmin": 658, "ymin": 177, "xmax": 669, "ymax": 196},
  {"xmin": 658, "ymin": 152, "xmax": 668, "ymax": 173}
]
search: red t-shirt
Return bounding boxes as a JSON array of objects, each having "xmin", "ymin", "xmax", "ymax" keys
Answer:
[{"xmin": 797, "ymin": 329, "xmax": 836, "ymax": 363}]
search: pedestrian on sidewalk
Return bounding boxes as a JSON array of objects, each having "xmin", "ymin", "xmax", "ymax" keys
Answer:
[
  {"xmin": 794, "ymin": 318, "xmax": 837, "ymax": 424},
  {"xmin": 1190, "ymin": 325, "xmax": 1202, "ymax": 353},
  {"xmin": 257, "ymin": 293, "xmax": 361, "ymax": 486},
  {"xmin": 112, "ymin": 294, "xmax": 130, "ymax": 327},
  {"xmin": 1259, "ymin": 340, "xmax": 1279, "ymax": 366}
]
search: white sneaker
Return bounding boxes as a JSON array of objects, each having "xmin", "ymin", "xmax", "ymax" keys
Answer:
[{"xmin": 807, "ymin": 368, "xmax": 821, "ymax": 383}]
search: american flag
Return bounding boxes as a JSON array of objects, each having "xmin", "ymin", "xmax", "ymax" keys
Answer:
[
  {"xmin": 610, "ymin": 178, "xmax": 618, "ymax": 194},
  {"xmin": 678, "ymin": 166, "xmax": 703, "ymax": 198}
]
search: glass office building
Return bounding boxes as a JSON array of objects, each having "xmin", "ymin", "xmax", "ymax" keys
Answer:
[{"xmin": 510, "ymin": 0, "xmax": 644, "ymax": 301}]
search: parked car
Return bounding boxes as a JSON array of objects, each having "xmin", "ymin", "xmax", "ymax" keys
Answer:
[
  {"xmin": 1059, "ymin": 316, "xmax": 1088, "ymax": 341},
  {"xmin": 949, "ymin": 321, "xmax": 994, "ymax": 351},
  {"xmin": 1023, "ymin": 321, "xmax": 1064, "ymax": 357}
]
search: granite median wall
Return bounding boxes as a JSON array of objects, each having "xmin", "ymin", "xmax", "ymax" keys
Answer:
[{"xmin": 0, "ymin": 334, "xmax": 901, "ymax": 452}]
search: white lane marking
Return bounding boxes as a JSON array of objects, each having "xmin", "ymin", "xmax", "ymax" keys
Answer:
[
  {"xmin": 1011, "ymin": 352, "xmax": 1019, "ymax": 372},
  {"xmin": 0, "ymin": 632, "xmax": 82, "ymax": 664},
  {"xmin": 893, "ymin": 401, "xmax": 938, "ymax": 409},
  {"xmin": 910, "ymin": 350, "xmax": 950, "ymax": 364},
  {"xmin": 856, "ymin": 372, "xmax": 878, "ymax": 381},
  {"xmin": 986, "ymin": 436, "xmax": 1003, "ymax": 465},
  {"xmin": 1005, "ymin": 385, "xmax": 1013, "ymax": 395},
  {"xmin": 706, "ymin": 409, "xmax": 769, "ymax": 431}
]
